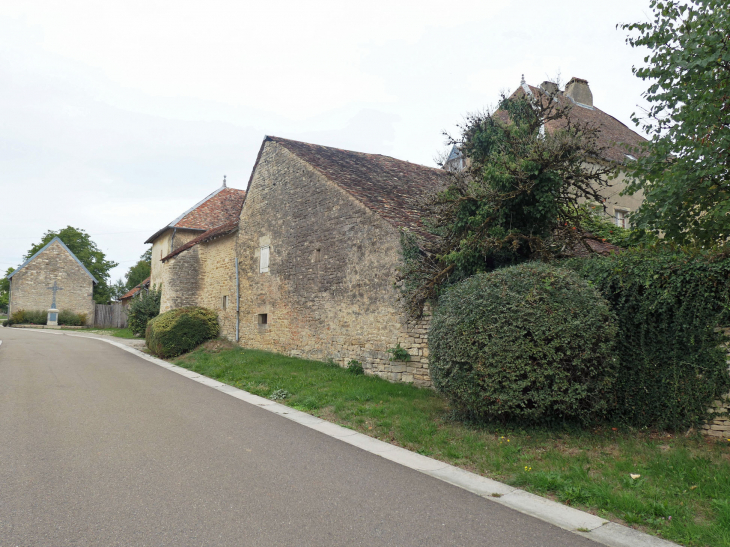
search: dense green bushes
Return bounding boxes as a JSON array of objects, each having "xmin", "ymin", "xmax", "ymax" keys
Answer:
[
  {"xmin": 7, "ymin": 309, "xmax": 47, "ymax": 325},
  {"xmin": 58, "ymin": 310, "xmax": 88, "ymax": 326},
  {"xmin": 567, "ymin": 248, "xmax": 730, "ymax": 430},
  {"xmin": 128, "ymin": 288, "xmax": 161, "ymax": 335},
  {"xmin": 429, "ymin": 262, "xmax": 619, "ymax": 426},
  {"xmin": 3, "ymin": 309, "xmax": 87, "ymax": 326},
  {"xmin": 146, "ymin": 307, "xmax": 219, "ymax": 358}
]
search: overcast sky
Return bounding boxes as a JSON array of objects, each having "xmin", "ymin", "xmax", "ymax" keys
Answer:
[{"xmin": 1, "ymin": 0, "xmax": 654, "ymax": 284}]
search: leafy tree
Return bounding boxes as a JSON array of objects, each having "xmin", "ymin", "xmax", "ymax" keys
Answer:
[
  {"xmin": 399, "ymin": 90, "xmax": 618, "ymax": 315},
  {"xmin": 620, "ymin": 0, "xmax": 730, "ymax": 245},
  {"xmin": 110, "ymin": 279, "xmax": 127, "ymax": 301},
  {"xmin": 24, "ymin": 227, "xmax": 118, "ymax": 304},
  {"xmin": 0, "ymin": 267, "xmax": 13, "ymax": 312},
  {"xmin": 128, "ymin": 288, "xmax": 161, "ymax": 336},
  {"xmin": 124, "ymin": 257, "xmax": 151, "ymax": 291}
]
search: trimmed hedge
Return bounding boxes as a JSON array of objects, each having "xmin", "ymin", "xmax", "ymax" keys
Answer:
[
  {"xmin": 567, "ymin": 247, "xmax": 730, "ymax": 430},
  {"xmin": 146, "ymin": 306, "xmax": 219, "ymax": 358},
  {"xmin": 429, "ymin": 262, "xmax": 618, "ymax": 426}
]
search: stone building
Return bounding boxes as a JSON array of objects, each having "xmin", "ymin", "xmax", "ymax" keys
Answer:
[
  {"xmin": 145, "ymin": 181, "xmax": 245, "ymax": 322},
  {"xmin": 119, "ymin": 276, "xmax": 150, "ymax": 308},
  {"xmin": 7, "ymin": 237, "xmax": 96, "ymax": 325},
  {"xmin": 446, "ymin": 76, "xmax": 647, "ymax": 228},
  {"xmin": 234, "ymin": 137, "xmax": 447, "ymax": 386}
]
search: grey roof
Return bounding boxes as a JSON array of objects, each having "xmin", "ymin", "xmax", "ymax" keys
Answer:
[{"xmin": 7, "ymin": 236, "xmax": 98, "ymax": 284}]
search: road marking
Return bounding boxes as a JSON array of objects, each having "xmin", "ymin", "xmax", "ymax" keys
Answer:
[{"xmin": 13, "ymin": 328, "xmax": 680, "ymax": 547}]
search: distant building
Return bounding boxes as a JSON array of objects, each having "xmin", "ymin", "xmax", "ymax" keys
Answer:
[
  {"xmin": 145, "ymin": 181, "xmax": 246, "ymax": 319},
  {"xmin": 444, "ymin": 76, "xmax": 647, "ymax": 228},
  {"xmin": 7, "ymin": 237, "xmax": 96, "ymax": 325},
  {"xmin": 119, "ymin": 276, "xmax": 150, "ymax": 308}
]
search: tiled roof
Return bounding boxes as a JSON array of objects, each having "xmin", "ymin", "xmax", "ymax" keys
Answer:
[
  {"xmin": 145, "ymin": 186, "xmax": 246, "ymax": 244},
  {"xmin": 500, "ymin": 83, "xmax": 647, "ymax": 164},
  {"xmin": 161, "ymin": 221, "xmax": 238, "ymax": 262},
  {"xmin": 563, "ymin": 237, "xmax": 623, "ymax": 258},
  {"xmin": 119, "ymin": 276, "xmax": 150, "ymax": 300},
  {"xmin": 264, "ymin": 137, "xmax": 449, "ymax": 234}
]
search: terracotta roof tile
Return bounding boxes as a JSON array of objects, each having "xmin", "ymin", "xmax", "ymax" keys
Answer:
[
  {"xmin": 145, "ymin": 187, "xmax": 246, "ymax": 243},
  {"xmin": 161, "ymin": 221, "xmax": 238, "ymax": 262},
  {"xmin": 267, "ymin": 137, "xmax": 448, "ymax": 234},
  {"xmin": 119, "ymin": 276, "xmax": 150, "ymax": 301}
]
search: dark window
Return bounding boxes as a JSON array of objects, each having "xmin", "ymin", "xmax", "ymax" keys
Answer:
[{"xmin": 258, "ymin": 313, "xmax": 268, "ymax": 325}]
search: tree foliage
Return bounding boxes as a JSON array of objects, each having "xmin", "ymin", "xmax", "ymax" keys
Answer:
[
  {"xmin": 0, "ymin": 267, "xmax": 13, "ymax": 312},
  {"xmin": 124, "ymin": 257, "xmax": 151, "ymax": 291},
  {"xmin": 24, "ymin": 226, "xmax": 118, "ymax": 304},
  {"xmin": 567, "ymin": 247, "xmax": 730, "ymax": 429},
  {"xmin": 128, "ymin": 287, "xmax": 161, "ymax": 336},
  {"xmin": 399, "ymin": 89, "xmax": 619, "ymax": 315},
  {"xmin": 620, "ymin": 0, "xmax": 730, "ymax": 244}
]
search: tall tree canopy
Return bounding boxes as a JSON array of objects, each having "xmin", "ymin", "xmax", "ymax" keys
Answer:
[
  {"xmin": 0, "ymin": 267, "xmax": 13, "ymax": 311},
  {"xmin": 621, "ymin": 0, "xmax": 730, "ymax": 245},
  {"xmin": 399, "ymin": 90, "xmax": 618, "ymax": 316},
  {"xmin": 24, "ymin": 226, "xmax": 118, "ymax": 304}
]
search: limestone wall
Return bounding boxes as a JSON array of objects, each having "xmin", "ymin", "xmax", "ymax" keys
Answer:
[
  {"xmin": 9, "ymin": 240, "xmax": 95, "ymax": 325},
  {"xmin": 235, "ymin": 141, "xmax": 431, "ymax": 386},
  {"xmin": 195, "ymin": 235, "xmax": 238, "ymax": 340},
  {"xmin": 158, "ymin": 234, "xmax": 238, "ymax": 337},
  {"xmin": 150, "ymin": 229, "xmax": 201, "ymax": 292}
]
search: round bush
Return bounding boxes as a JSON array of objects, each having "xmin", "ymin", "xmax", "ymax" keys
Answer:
[
  {"xmin": 146, "ymin": 306, "xmax": 219, "ymax": 358},
  {"xmin": 429, "ymin": 262, "xmax": 618, "ymax": 425}
]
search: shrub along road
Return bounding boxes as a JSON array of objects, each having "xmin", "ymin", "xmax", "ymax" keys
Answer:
[{"xmin": 0, "ymin": 328, "xmax": 600, "ymax": 547}]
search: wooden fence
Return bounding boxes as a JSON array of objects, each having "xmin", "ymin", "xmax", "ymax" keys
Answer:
[{"xmin": 94, "ymin": 302, "xmax": 128, "ymax": 328}]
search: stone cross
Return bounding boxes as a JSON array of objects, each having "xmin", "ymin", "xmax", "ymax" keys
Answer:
[{"xmin": 47, "ymin": 280, "xmax": 63, "ymax": 309}]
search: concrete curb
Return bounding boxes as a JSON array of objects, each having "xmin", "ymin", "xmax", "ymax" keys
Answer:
[{"xmin": 12, "ymin": 328, "xmax": 680, "ymax": 547}]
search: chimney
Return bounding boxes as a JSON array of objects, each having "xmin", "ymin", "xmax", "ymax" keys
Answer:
[
  {"xmin": 564, "ymin": 77, "xmax": 593, "ymax": 107},
  {"xmin": 539, "ymin": 81, "xmax": 559, "ymax": 96}
]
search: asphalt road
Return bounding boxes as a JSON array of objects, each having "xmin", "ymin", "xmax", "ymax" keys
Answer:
[{"xmin": 0, "ymin": 328, "xmax": 600, "ymax": 547}]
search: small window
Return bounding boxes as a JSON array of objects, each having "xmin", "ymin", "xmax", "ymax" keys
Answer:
[
  {"xmin": 260, "ymin": 246, "xmax": 270, "ymax": 273},
  {"xmin": 313, "ymin": 248, "xmax": 321, "ymax": 263},
  {"xmin": 258, "ymin": 313, "xmax": 268, "ymax": 325},
  {"xmin": 615, "ymin": 209, "xmax": 628, "ymax": 229},
  {"xmin": 222, "ymin": 295, "xmax": 228, "ymax": 310}
]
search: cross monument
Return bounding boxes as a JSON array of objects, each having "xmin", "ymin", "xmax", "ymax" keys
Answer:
[{"xmin": 47, "ymin": 280, "xmax": 63, "ymax": 326}]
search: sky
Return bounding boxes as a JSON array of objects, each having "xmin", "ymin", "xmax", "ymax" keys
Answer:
[{"xmin": 0, "ymin": 0, "xmax": 654, "ymax": 285}]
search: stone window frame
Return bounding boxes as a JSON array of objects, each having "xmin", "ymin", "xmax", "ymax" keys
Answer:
[
  {"xmin": 259, "ymin": 246, "xmax": 270, "ymax": 273},
  {"xmin": 221, "ymin": 295, "xmax": 228, "ymax": 310}
]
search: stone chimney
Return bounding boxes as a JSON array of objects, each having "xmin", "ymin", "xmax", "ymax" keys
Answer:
[
  {"xmin": 564, "ymin": 77, "xmax": 593, "ymax": 107},
  {"xmin": 540, "ymin": 81, "xmax": 559, "ymax": 96}
]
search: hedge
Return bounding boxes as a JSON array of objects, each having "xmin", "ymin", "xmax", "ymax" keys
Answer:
[
  {"xmin": 566, "ymin": 247, "xmax": 730, "ymax": 430},
  {"xmin": 146, "ymin": 306, "xmax": 219, "ymax": 358},
  {"xmin": 429, "ymin": 262, "xmax": 619, "ymax": 426},
  {"xmin": 128, "ymin": 288, "xmax": 161, "ymax": 335}
]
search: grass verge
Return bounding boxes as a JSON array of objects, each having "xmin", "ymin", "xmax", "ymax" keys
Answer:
[
  {"xmin": 174, "ymin": 342, "xmax": 730, "ymax": 547},
  {"xmin": 82, "ymin": 327, "xmax": 136, "ymax": 339}
]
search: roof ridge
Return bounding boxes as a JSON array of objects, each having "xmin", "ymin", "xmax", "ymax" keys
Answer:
[{"xmin": 7, "ymin": 236, "xmax": 98, "ymax": 283}]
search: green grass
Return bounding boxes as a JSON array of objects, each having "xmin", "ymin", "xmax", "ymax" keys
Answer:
[
  {"xmin": 82, "ymin": 327, "xmax": 136, "ymax": 339},
  {"xmin": 174, "ymin": 343, "xmax": 730, "ymax": 547}
]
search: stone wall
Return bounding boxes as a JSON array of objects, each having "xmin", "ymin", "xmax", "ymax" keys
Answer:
[
  {"xmin": 158, "ymin": 234, "xmax": 238, "ymax": 337},
  {"xmin": 235, "ymin": 141, "xmax": 431, "ymax": 386},
  {"xmin": 194, "ymin": 235, "xmax": 238, "ymax": 339},
  {"xmin": 701, "ymin": 338, "xmax": 730, "ymax": 438},
  {"xmin": 8, "ymin": 240, "xmax": 95, "ymax": 325},
  {"xmin": 150, "ymin": 228, "xmax": 201, "ymax": 292}
]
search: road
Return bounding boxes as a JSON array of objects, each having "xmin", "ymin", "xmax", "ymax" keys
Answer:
[{"xmin": 0, "ymin": 328, "xmax": 599, "ymax": 546}]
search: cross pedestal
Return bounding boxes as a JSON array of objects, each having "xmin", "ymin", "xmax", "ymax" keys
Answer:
[
  {"xmin": 46, "ymin": 281, "xmax": 63, "ymax": 326},
  {"xmin": 47, "ymin": 308, "xmax": 59, "ymax": 326}
]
